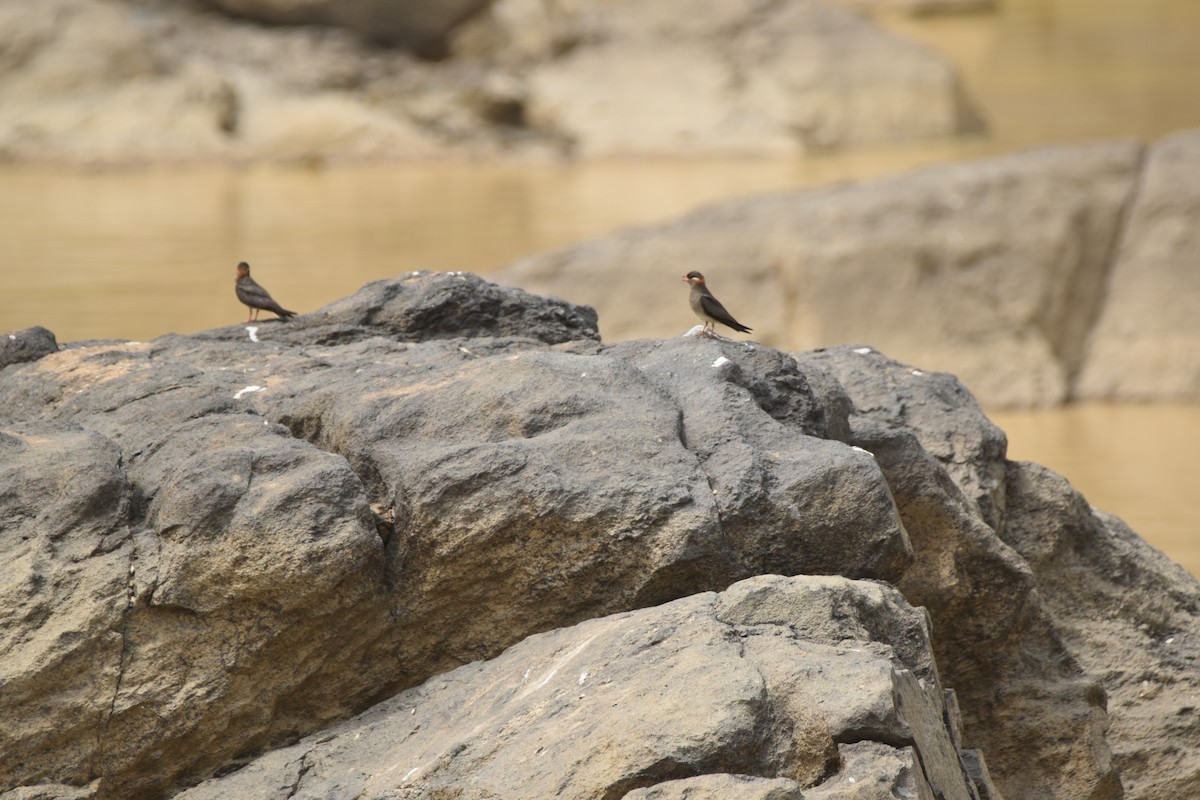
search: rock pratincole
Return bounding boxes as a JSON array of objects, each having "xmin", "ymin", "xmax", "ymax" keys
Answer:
[
  {"xmin": 682, "ymin": 271, "xmax": 752, "ymax": 336},
  {"xmin": 236, "ymin": 262, "xmax": 296, "ymax": 323}
]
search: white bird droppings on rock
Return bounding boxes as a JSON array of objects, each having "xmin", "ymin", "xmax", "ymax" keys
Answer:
[
  {"xmin": 234, "ymin": 385, "xmax": 264, "ymax": 400},
  {"xmin": 851, "ymin": 445, "xmax": 875, "ymax": 456},
  {"xmin": 578, "ymin": 670, "xmax": 588, "ymax": 685},
  {"xmin": 246, "ymin": 326, "xmax": 259, "ymax": 343},
  {"xmin": 712, "ymin": 357, "xmax": 730, "ymax": 368},
  {"xmin": 912, "ymin": 369, "xmax": 924, "ymax": 376},
  {"xmin": 853, "ymin": 347, "xmax": 872, "ymax": 354}
]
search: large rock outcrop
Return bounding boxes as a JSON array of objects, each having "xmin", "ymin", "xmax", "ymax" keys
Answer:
[
  {"xmin": 500, "ymin": 139, "xmax": 1142, "ymax": 407},
  {"xmin": 0, "ymin": 0, "xmax": 981, "ymax": 164},
  {"xmin": 1075, "ymin": 129, "xmax": 1200, "ymax": 403},
  {"xmin": 175, "ymin": 575, "xmax": 994, "ymax": 800},
  {"xmin": 452, "ymin": 0, "xmax": 982, "ymax": 156},
  {"xmin": 1, "ymin": 273, "xmax": 1195, "ymax": 799}
]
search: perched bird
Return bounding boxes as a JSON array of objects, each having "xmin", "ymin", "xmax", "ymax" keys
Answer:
[
  {"xmin": 682, "ymin": 271, "xmax": 752, "ymax": 336},
  {"xmin": 235, "ymin": 262, "xmax": 295, "ymax": 322}
]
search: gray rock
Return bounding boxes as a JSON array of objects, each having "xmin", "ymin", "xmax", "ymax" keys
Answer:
[
  {"xmin": 2, "ymin": 272, "xmax": 1195, "ymax": 800},
  {"xmin": 0, "ymin": 359, "xmax": 392, "ymax": 798},
  {"xmin": 230, "ymin": 269, "xmax": 601, "ymax": 347},
  {"xmin": 1002, "ymin": 461, "xmax": 1200, "ymax": 800},
  {"xmin": 804, "ymin": 346, "xmax": 1120, "ymax": 799},
  {"xmin": 0, "ymin": 428, "xmax": 132, "ymax": 790},
  {"xmin": 1076, "ymin": 130, "xmax": 1200, "ymax": 403},
  {"xmin": 500, "ymin": 139, "xmax": 1142, "ymax": 408},
  {"xmin": 0, "ymin": 274, "xmax": 910, "ymax": 798},
  {"xmin": 0, "ymin": 326, "xmax": 58, "ymax": 369},
  {"xmin": 623, "ymin": 773, "xmax": 805, "ymax": 800},
  {"xmin": 193, "ymin": 0, "xmax": 489, "ymax": 53},
  {"xmin": 804, "ymin": 741, "xmax": 939, "ymax": 800},
  {"xmin": 175, "ymin": 575, "xmax": 988, "ymax": 800}
]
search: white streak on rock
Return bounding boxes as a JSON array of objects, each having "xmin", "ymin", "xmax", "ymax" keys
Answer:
[
  {"xmin": 246, "ymin": 326, "xmax": 259, "ymax": 342},
  {"xmin": 234, "ymin": 385, "xmax": 264, "ymax": 400}
]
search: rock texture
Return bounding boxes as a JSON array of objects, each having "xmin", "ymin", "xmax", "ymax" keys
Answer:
[
  {"xmin": 501, "ymin": 139, "xmax": 1142, "ymax": 407},
  {"xmin": 1001, "ymin": 466, "xmax": 1200, "ymax": 799},
  {"xmin": 0, "ymin": 0, "xmax": 981, "ymax": 164},
  {"xmin": 1, "ymin": 273, "xmax": 1195, "ymax": 800},
  {"xmin": 1076, "ymin": 129, "xmax": 1200, "ymax": 403},
  {"xmin": 175, "ymin": 575, "xmax": 993, "ymax": 800}
]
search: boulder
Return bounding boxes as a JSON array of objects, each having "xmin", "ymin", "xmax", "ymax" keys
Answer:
[
  {"xmin": 1, "ymin": 326, "xmax": 58, "ymax": 369},
  {"xmin": 499, "ymin": 139, "xmax": 1143, "ymax": 407},
  {"xmin": 0, "ymin": 0, "xmax": 982, "ymax": 164},
  {"xmin": 459, "ymin": 0, "xmax": 983, "ymax": 156},
  {"xmin": 1, "ymin": 273, "xmax": 1196, "ymax": 800},
  {"xmin": 802, "ymin": 346, "xmax": 1120, "ymax": 799},
  {"xmin": 1001, "ymin": 462, "xmax": 1200, "ymax": 799},
  {"xmin": 0, "ymin": 273, "xmax": 910, "ymax": 798},
  {"xmin": 175, "ymin": 575, "xmax": 997, "ymax": 800},
  {"xmin": 0, "ymin": 0, "xmax": 452, "ymax": 165},
  {"xmin": 1076, "ymin": 130, "xmax": 1200, "ymax": 403}
]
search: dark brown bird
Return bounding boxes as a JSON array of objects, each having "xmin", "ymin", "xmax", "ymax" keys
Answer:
[
  {"xmin": 682, "ymin": 271, "xmax": 752, "ymax": 336},
  {"xmin": 235, "ymin": 262, "xmax": 295, "ymax": 322}
]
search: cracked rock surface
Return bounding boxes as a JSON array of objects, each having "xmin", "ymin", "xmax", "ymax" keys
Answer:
[
  {"xmin": 1, "ymin": 272, "xmax": 1196, "ymax": 800},
  {"xmin": 176, "ymin": 575, "xmax": 988, "ymax": 800}
]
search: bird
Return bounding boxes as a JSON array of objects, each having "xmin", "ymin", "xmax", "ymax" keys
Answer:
[
  {"xmin": 682, "ymin": 271, "xmax": 752, "ymax": 336},
  {"xmin": 235, "ymin": 262, "xmax": 295, "ymax": 323}
]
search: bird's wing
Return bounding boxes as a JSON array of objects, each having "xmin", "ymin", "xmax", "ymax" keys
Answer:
[
  {"xmin": 237, "ymin": 278, "xmax": 287, "ymax": 312},
  {"xmin": 699, "ymin": 293, "xmax": 748, "ymax": 330}
]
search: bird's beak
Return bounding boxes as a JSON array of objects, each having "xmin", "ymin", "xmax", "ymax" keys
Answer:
[{"xmin": 681, "ymin": 275, "xmax": 690, "ymax": 283}]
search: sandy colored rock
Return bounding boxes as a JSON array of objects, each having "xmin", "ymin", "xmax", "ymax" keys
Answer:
[
  {"xmin": 0, "ymin": 0, "xmax": 982, "ymax": 164},
  {"xmin": 1076, "ymin": 130, "xmax": 1200, "ymax": 403},
  {"xmin": 474, "ymin": 0, "xmax": 983, "ymax": 156}
]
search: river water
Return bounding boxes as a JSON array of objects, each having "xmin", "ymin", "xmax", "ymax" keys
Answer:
[{"xmin": 1, "ymin": 0, "xmax": 1197, "ymax": 574}]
